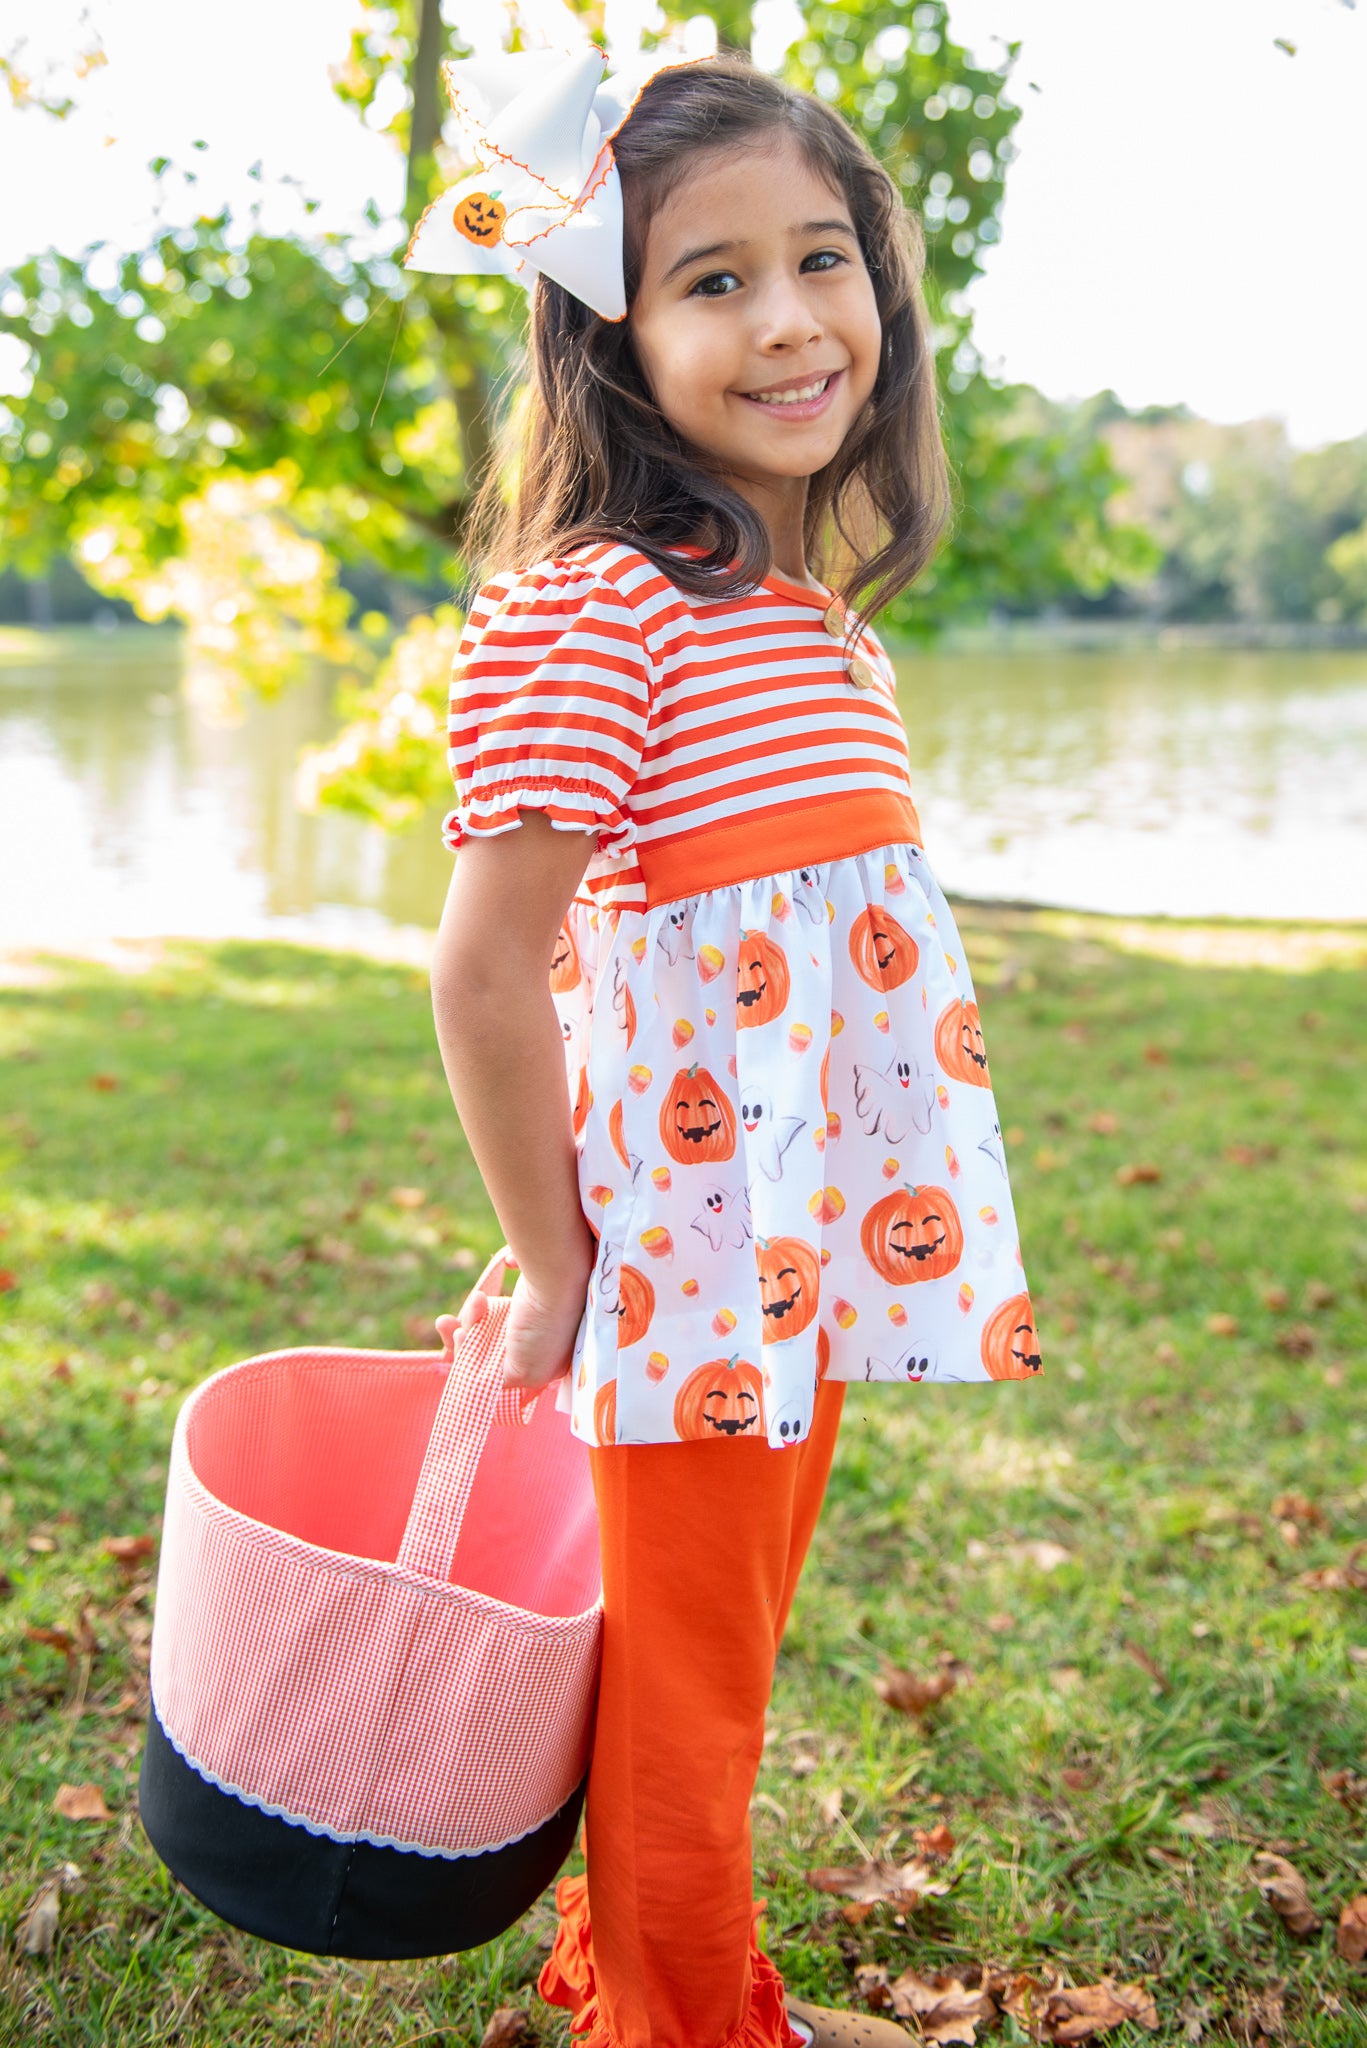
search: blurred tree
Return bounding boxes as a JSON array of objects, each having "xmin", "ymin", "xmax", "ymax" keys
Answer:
[
  {"xmin": 1100, "ymin": 409, "xmax": 1367, "ymax": 625},
  {"xmin": 1, "ymin": 11, "xmax": 106, "ymax": 118},
  {"xmin": 0, "ymin": 0, "xmax": 1155, "ymax": 816}
]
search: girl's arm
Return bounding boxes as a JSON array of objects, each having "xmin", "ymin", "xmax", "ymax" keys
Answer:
[{"xmin": 430, "ymin": 810, "xmax": 600, "ymax": 1390}]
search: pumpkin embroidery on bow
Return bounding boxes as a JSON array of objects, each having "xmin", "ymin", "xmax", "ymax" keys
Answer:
[{"xmin": 405, "ymin": 38, "xmax": 706, "ymax": 321}]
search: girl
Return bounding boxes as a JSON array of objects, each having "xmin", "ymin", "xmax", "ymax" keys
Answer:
[{"xmin": 425, "ymin": 52, "xmax": 1042, "ymax": 2048}]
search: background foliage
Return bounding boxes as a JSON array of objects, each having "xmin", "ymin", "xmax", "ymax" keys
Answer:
[{"xmin": 2, "ymin": 2, "xmax": 1364, "ymax": 823}]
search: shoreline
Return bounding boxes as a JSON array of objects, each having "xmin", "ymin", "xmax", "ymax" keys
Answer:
[
  {"xmin": 3, "ymin": 899, "xmax": 1364, "ymax": 988},
  {"xmin": 5, "ymin": 617, "xmax": 1367, "ymax": 667}
]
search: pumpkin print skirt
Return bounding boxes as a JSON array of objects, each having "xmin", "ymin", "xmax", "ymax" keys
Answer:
[{"xmin": 556, "ymin": 837, "xmax": 1042, "ymax": 1450}]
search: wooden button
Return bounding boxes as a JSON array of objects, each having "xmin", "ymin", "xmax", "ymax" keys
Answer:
[
  {"xmin": 847, "ymin": 656, "xmax": 876, "ymax": 690},
  {"xmin": 822, "ymin": 601, "xmax": 845, "ymax": 639}
]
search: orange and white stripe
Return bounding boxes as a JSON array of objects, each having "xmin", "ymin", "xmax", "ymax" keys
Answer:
[{"xmin": 447, "ymin": 542, "xmax": 923, "ymax": 909}]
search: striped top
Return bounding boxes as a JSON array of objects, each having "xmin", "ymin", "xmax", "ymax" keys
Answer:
[{"xmin": 445, "ymin": 540, "xmax": 922, "ymax": 911}]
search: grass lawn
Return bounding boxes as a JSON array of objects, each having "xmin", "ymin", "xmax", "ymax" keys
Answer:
[{"xmin": 1, "ymin": 909, "xmax": 1364, "ymax": 2046}]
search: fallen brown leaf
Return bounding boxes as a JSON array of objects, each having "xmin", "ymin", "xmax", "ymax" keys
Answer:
[
  {"xmin": 1002, "ymin": 1968, "xmax": 1159, "ymax": 2041},
  {"xmin": 855, "ymin": 1965, "xmax": 892, "ymax": 2009},
  {"xmin": 1205, "ymin": 1312, "xmax": 1239, "ymax": 1337},
  {"xmin": 816, "ymin": 1785, "xmax": 844, "ymax": 1827},
  {"xmin": 53, "ymin": 1782, "xmax": 112, "ymax": 1823},
  {"xmin": 26, "ymin": 1532, "xmax": 56, "ymax": 1553},
  {"xmin": 1228, "ymin": 1979, "xmax": 1286, "ymax": 2043},
  {"xmin": 1141, "ymin": 1044, "xmax": 1169, "ymax": 1065},
  {"xmin": 19, "ymin": 1878, "xmax": 63, "ymax": 1956},
  {"xmin": 886, "ymin": 1965, "xmax": 999, "ymax": 2043},
  {"xmin": 103, "ymin": 1534, "xmax": 155, "ymax": 1567},
  {"xmin": 1274, "ymin": 1323, "xmax": 1316, "ymax": 1359},
  {"xmin": 389, "ymin": 1185, "xmax": 427, "ymax": 1209},
  {"xmin": 1115, "ymin": 1161, "xmax": 1162, "ymax": 1186},
  {"xmin": 875, "ymin": 1662, "xmax": 960, "ymax": 1715},
  {"xmin": 1086, "ymin": 1110, "xmax": 1120, "ymax": 1135},
  {"xmin": 478, "ymin": 2010, "xmax": 530, "ymax": 2048},
  {"xmin": 25, "ymin": 1625, "xmax": 76, "ymax": 1662},
  {"xmin": 1336, "ymin": 1892, "xmax": 1367, "ymax": 1964},
  {"xmin": 1251, "ymin": 1850, "xmax": 1321, "ymax": 1937},
  {"xmin": 1260, "ymin": 1283, "xmax": 1291, "ymax": 1311},
  {"xmin": 1304, "ymin": 1279, "xmax": 1337, "ymax": 1311},
  {"xmin": 806, "ymin": 1857, "xmax": 952, "ymax": 1912},
  {"xmin": 1320, "ymin": 1768, "xmax": 1367, "ymax": 1811},
  {"xmin": 1297, "ymin": 1542, "xmax": 1367, "ymax": 1593},
  {"xmin": 91, "ymin": 1073, "xmax": 119, "ymax": 1091},
  {"xmin": 912, "ymin": 1822, "xmax": 956, "ymax": 1862},
  {"xmin": 1271, "ymin": 1493, "xmax": 1326, "ymax": 1528}
]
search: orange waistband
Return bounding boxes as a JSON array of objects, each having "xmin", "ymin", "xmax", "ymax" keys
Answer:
[{"xmin": 635, "ymin": 790, "xmax": 922, "ymax": 908}]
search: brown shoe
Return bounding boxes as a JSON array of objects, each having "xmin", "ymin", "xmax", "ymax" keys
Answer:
[{"xmin": 786, "ymin": 1996, "xmax": 911, "ymax": 2046}]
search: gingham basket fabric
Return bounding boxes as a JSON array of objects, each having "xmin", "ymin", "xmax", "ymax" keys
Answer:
[{"xmin": 149, "ymin": 1284, "xmax": 602, "ymax": 1859}]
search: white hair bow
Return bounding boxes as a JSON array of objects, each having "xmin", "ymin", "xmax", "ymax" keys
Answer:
[{"xmin": 404, "ymin": 42, "xmax": 697, "ymax": 321}]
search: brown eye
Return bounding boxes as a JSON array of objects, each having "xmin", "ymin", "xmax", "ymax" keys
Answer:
[{"xmin": 690, "ymin": 270, "xmax": 739, "ymax": 297}]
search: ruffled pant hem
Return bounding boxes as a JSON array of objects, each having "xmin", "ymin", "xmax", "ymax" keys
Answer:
[{"xmin": 538, "ymin": 1874, "xmax": 804, "ymax": 2048}]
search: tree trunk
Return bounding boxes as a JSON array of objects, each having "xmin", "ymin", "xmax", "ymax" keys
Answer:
[{"xmin": 405, "ymin": 0, "xmax": 446, "ymax": 222}]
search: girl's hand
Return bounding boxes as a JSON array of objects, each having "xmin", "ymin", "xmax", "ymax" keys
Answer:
[{"xmin": 456, "ymin": 1265, "xmax": 589, "ymax": 1394}]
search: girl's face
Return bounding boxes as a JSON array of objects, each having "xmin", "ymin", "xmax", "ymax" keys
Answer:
[{"xmin": 628, "ymin": 134, "xmax": 882, "ymax": 504}]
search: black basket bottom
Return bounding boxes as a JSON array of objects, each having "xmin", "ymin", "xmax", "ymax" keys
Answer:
[{"xmin": 139, "ymin": 1706, "xmax": 585, "ymax": 1959}]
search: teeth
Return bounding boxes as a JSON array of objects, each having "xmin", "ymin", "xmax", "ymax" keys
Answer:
[{"xmin": 748, "ymin": 376, "xmax": 830, "ymax": 406}]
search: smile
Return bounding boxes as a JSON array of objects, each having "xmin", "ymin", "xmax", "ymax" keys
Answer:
[{"xmin": 737, "ymin": 369, "xmax": 843, "ymax": 418}]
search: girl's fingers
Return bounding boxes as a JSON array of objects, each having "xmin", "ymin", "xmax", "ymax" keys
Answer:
[{"xmin": 457, "ymin": 1288, "xmax": 491, "ymax": 1331}]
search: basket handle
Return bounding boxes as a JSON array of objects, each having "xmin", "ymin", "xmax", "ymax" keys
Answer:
[{"xmin": 396, "ymin": 1246, "xmax": 531, "ymax": 1580}]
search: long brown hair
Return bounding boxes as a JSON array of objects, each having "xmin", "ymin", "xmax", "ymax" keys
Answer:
[{"xmin": 470, "ymin": 55, "xmax": 951, "ymax": 624}]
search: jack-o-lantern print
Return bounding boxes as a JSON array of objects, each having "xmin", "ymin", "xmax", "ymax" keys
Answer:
[
  {"xmin": 980, "ymin": 1291, "xmax": 1042, "ymax": 1378},
  {"xmin": 849, "ymin": 907, "xmax": 919, "ymax": 990},
  {"xmin": 549, "ymin": 922, "xmax": 581, "ymax": 994},
  {"xmin": 661, "ymin": 1061, "xmax": 736, "ymax": 1165},
  {"xmin": 594, "ymin": 1378, "xmax": 617, "ymax": 1445},
  {"xmin": 608, "ymin": 1098, "xmax": 631, "ymax": 1170},
  {"xmin": 453, "ymin": 190, "xmax": 506, "ymax": 244},
  {"xmin": 815, "ymin": 1324, "xmax": 831, "ymax": 1380},
  {"xmin": 755, "ymin": 1234, "xmax": 820, "ymax": 1343},
  {"xmin": 735, "ymin": 930, "xmax": 791, "ymax": 1028},
  {"xmin": 860, "ymin": 1182, "xmax": 965, "ymax": 1284},
  {"xmin": 673, "ymin": 1354, "xmax": 765, "ymax": 1439},
  {"xmin": 615, "ymin": 1263, "xmax": 655, "ymax": 1350},
  {"xmin": 934, "ymin": 997, "xmax": 990, "ymax": 1087}
]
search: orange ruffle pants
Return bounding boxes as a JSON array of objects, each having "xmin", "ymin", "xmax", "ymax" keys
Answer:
[{"xmin": 539, "ymin": 1378, "xmax": 847, "ymax": 2048}]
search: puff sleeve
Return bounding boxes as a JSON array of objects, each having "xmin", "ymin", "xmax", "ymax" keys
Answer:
[{"xmin": 443, "ymin": 557, "xmax": 655, "ymax": 859}]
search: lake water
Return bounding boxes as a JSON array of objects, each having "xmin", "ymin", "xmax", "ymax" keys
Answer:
[{"xmin": 3, "ymin": 632, "xmax": 1364, "ymax": 949}]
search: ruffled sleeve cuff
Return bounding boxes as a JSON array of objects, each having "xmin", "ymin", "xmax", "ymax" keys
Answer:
[{"xmin": 441, "ymin": 777, "xmax": 639, "ymax": 860}]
